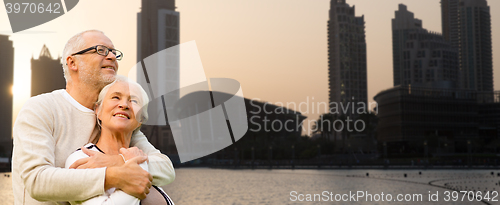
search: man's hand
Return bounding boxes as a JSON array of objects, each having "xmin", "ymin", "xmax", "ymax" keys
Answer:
[
  {"xmin": 120, "ymin": 147, "xmax": 147, "ymax": 161},
  {"xmin": 105, "ymin": 156, "xmax": 153, "ymax": 199},
  {"xmin": 69, "ymin": 146, "xmax": 125, "ymax": 169}
]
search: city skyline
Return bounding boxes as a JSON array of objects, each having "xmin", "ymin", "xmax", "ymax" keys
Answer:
[{"xmin": 0, "ymin": 0, "xmax": 499, "ymax": 135}]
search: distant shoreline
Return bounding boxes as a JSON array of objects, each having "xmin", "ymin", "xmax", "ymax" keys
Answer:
[
  {"xmin": 3, "ymin": 165, "xmax": 499, "ymax": 173},
  {"xmin": 174, "ymin": 165, "xmax": 500, "ymax": 170}
]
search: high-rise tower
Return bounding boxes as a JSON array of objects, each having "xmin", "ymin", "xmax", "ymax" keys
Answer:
[
  {"xmin": 138, "ymin": 0, "xmax": 179, "ymax": 60},
  {"xmin": 0, "ymin": 35, "xmax": 14, "ymax": 158},
  {"xmin": 441, "ymin": 0, "xmax": 459, "ymax": 48},
  {"xmin": 31, "ymin": 45, "xmax": 65, "ymax": 97},
  {"xmin": 392, "ymin": 4, "xmax": 458, "ymax": 89},
  {"xmin": 328, "ymin": 0, "xmax": 367, "ymax": 115},
  {"xmin": 137, "ymin": 0, "xmax": 179, "ymax": 155},
  {"xmin": 441, "ymin": 0, "xmax": 493, "ymax": 91}
]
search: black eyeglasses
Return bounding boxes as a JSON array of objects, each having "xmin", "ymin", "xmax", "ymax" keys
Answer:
[{"xmin": 71, "ymin": 45, "xmax": 123, "ymax": 60}]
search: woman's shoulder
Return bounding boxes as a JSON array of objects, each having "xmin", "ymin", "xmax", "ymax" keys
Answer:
[{"xmin": 64, "ymin": 143, "xmax": 96, "ymax": 168}]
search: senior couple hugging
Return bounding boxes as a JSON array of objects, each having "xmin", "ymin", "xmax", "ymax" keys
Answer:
[{"xmin": 12, "ymin": 30, "xmax": 175, "ymax": 205}]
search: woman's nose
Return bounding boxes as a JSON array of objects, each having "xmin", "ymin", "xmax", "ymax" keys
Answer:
[{"xmin": 118, "ymin": 102, "xmax": 129, "ymax": 109}]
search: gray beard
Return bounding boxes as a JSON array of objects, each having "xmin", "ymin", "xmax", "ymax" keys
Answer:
[{"xmin": 78, "ymin": 62, "xmax": 116, "ymax": 91}]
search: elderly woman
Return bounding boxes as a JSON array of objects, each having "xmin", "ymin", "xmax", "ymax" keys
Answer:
[{"xmin": 65, "ymin": 76, "xmax": 173, "ymax": 205}]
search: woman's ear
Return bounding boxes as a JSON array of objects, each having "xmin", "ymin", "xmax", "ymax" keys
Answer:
[{"xmin": 94, "ymin": 103, "xmax": 101, "ymax": 120}]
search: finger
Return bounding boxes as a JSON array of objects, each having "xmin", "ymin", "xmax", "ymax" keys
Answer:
[
  {"xmin": 135, "ymin": 155, "xmax": 148, "ymax": 164},
  {"xmin": 76, "ymin": 163, "xmax": 89, "ymax": 169},
  {"xmin": 69, "ymin": 158, "xmax": 90, "ymax": 169},
  {"xmin": 137, "ymin": 193, "xmax": 147, "ymax": 200},
  {"xmin": 148, "ymin": 173, "xmax": 153, "ymax": 183},
  {"xmin": 82, "ymin": 146, "xmax": 100, "ymax": 157},
  {"xmin": 139, "ymin": 192, "xmax": 147, "ymax": 200},
  {"xmin": 119, "ymin": 147, "xmax": 127, "ymax": 154},
  {"xmin": 126, "ymin": 156, "xmax": 147, "ymax": 165}
]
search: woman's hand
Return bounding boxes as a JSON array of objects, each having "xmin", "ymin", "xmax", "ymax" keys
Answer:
[{"xmin": 120, "ymin": 147, "xmax": 147, "ymax": 162}]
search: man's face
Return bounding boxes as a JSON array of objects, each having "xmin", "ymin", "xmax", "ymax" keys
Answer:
[{"xmin": 76, "ymin": 32, "xmax": 119, "ymax": 89}]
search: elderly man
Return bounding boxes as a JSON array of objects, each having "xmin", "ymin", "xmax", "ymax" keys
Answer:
[{"xmin": 12, "ymin": 30, "xmax": 175, "ymax": 205}]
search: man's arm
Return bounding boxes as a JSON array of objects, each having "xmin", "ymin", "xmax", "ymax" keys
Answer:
[
  {"xmin": 13, "ymin": 97, "xmax": 105, "ymax": 201},
  {"xmin": 70, "ymin": 138, "xmax": 174, "ymax": 187},
  {"xmin": 130, "ymin": 130, "xmax": 175, "ymax": 186},
  {"xmin": 65, "ymin": 150, "xmax": 151, "ymax": 203},
  {"xmin": 66, "ymin": 153, "xmax": 153, "ymax": 205}
]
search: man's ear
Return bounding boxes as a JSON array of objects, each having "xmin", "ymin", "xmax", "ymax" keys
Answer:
[{"xmin": 66, "ymin": 56, "xmax": 78, "ymax": 72}]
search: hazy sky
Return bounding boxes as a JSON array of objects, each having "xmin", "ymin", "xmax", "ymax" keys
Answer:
[{"xmin": 0, "ymin": 0, "xmax": 498, "ymax": 135}]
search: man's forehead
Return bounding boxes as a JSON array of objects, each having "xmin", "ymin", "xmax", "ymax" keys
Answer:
[{"xmin": 82, "ymin": 32, "xmax": 114, "ymax": 48}]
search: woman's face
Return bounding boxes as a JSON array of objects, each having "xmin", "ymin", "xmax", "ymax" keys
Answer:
[{"xmin": 97, "ymin": 81, "xmax": 143, "ymax": 133}]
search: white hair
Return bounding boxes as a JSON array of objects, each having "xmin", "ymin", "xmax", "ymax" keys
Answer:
[
  {"xmin": 95, "ymin": 75, "xmax": 150, "ymax": 132},
  {"xmin": 61, "ymin": 30, "xmax": 104, "ymax": 83}
]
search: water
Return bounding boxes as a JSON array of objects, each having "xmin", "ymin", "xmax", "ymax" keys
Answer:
[{"xmin": 3, "ymin": 169, "xmax": 500, "ymax": 204}]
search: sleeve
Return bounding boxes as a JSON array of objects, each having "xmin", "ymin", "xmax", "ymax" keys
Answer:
[
  {"xmin": 13, "ymin": 97, "xmax": 106, "ymax": 202},
  {"xmin": 64, "ymin": 150, "xmax": 90, "ymax": 169},
  {"xmin": 130, "ymin": 130, "xmax": 175, "ymax": 186}
]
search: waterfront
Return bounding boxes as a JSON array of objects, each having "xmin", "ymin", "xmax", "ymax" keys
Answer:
[{"xmin": 3, "ymin": 168, "xmax": 500, "ymax": 204}]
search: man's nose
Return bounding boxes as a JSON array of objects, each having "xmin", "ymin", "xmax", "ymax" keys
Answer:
[{"xmin": 105, "ymin": 51, "xmax": 117, "ymax": 61}]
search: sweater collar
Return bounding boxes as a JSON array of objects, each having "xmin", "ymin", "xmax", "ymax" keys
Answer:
[{"xmin": 61, "ymin": 90, "xmax": 94, "ymax": 113}]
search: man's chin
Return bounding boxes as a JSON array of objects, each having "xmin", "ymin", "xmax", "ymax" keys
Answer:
[{"xmin": 102, "ymin": 74, "xmax": 117, "ymax": 84}]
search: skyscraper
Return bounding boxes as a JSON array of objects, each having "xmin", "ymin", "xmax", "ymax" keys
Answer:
[
  {"xmin": 441, "ymin": 0, "xmax": 493, "ymax": 91},
  {"xmin": 31, "ymin": 45, "xmax": 65, "ymax": 97},
  {"xmin": 138, "ymin": 0, "xmax": 179, "ymax": 60},
  {"xmin": 0, "ymin": 35, "xmax": 14, "ymax": 158},
  {"xmin": 392, "ymin": 4, "xmax": 458, "ymax": 89},
  {"xmin": 137, "ymin": 0, "xmax": 179, "ymax": 155},
  {"xmin": 328, "ymin": 0, "xmax": 367, "ymax": 115},
  {"xmin": 441, "ymin": 0, "xmax": 459, "ymax": 48}
]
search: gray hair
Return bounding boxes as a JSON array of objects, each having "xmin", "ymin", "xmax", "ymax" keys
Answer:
[
  {"xmin": 95, "ymin": 75, "xmax": 150, "ymax": 132},
  {"xmin": 61, "ymin": 30, "xmax": 104, "ymax": 83}
]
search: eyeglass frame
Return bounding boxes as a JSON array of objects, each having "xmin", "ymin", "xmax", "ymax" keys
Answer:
[{"xmin": 71, "ymin": 45, "xmax": 123, "ymax": 60}]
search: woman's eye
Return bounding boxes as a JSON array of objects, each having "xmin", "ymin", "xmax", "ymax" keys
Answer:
[
  {"xmin": 131, "ymin": 99, "xmax": 139, "ymax": 104},
  {"xmin": 112, "ymin": 96, "xmax": 119, "ymax": 99}
]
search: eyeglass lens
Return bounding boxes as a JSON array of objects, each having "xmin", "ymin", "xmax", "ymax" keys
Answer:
[{"xmin": 96, "ymin": 45, "xmax": 122, "ymax": 60}]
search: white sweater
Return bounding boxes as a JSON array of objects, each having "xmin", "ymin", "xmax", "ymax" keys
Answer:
[{"xmin": 12, "ymin": 90, "xmax": 175, "ymax": 205}]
